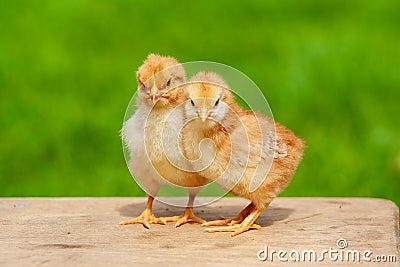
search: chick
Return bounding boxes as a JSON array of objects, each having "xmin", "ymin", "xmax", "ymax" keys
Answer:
[
  {"xmin": 182, "ymin": 72, "xmax": 305, "ymax": 236},
  {"xmin": 121, "ymin": 54, "xmax": 208, "ymax": 228}
]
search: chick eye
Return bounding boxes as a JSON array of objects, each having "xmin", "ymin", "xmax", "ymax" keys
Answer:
[
  {"xmin": 190, "ymin": 99, "xmax": 195, "ymax": 106},
  {"xmin": 166, "ymin": 78, "xmax": 172, "ymax": 87},
  {"xmin": 215, "ymin": 98, "xmax": 220, "ymax": 106}
]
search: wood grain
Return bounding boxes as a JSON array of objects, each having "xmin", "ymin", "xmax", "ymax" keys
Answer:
[{"xmin": 0, "ymin": 197, "xmax": 398, "ymax": 266}]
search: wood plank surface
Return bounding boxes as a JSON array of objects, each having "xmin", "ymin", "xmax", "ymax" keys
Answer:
[{"xmin": 0, "ymin": 197, "xmax": 398, "ymax": 266}]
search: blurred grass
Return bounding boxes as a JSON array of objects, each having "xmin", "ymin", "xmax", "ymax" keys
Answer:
[{"xmin": 0, "ymin": 0, "xmax": 399, "ymax": 205}]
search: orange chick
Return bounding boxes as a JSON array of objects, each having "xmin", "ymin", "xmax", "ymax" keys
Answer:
[
  {"xmin": 182, "ymin": 72, "xmax": 305, "ymax": 236},
  {"xmin": 121, "ymin": 54, "xmax": 208, "ymax": 228}
]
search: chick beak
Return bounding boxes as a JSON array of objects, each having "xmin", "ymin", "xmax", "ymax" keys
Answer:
[
  {"xmin": 150, "ymin": 81, "xmax": 159, "ymax": 103},
  {"xmin": 150, "ymin": 95, "xmax": 158, "ymax": 103},
  {"xmin": 199, "ymin": 108, "xmax": 209, "ymax": 122}
]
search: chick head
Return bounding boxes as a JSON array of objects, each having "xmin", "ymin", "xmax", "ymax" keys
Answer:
[
  {"xmin": 136, "ymin": 54, "xmax": 185, "ymax": 107},
  {"xmin": 185, "ymin": 72, "xmax": 234, "ymax": 125}
]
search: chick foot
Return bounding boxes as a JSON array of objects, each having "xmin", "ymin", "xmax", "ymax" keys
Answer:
[
  {"xmin": 165, "ymin": 207, "xmax": 205, "ymax": 227},
  {"xmin": 204, "ymin": 223, "xmax": 261, "ymax": 235},
  {"xmin": 120, "ymin": 208, "xmax": 166, "ymax": 229},
  {"xmin": 202, "ymin": 203, "xmax": 255, "ymax": 227},
  {"xmin": 120, "ymin": 196, "xmax": 166, "ymax": 229},
  {"xmin": 202, "ymin": 217, "xmax": 244, "ymax": 227},
  {"xmin": 205, "ymin": 206, "xmax": 266, "ymax": 236}
]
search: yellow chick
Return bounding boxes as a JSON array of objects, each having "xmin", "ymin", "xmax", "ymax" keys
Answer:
[
  {"xmin": 182, "ymin": 72, "xmax": 305, "ymax": 236},
  {"xmin": 121, "ymin": 54, "xmax": 208, "ymax": 228}
]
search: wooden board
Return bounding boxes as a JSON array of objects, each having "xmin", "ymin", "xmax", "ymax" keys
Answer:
[{"xmin": 0, "ymin": 197, "xmax": 398, "ymax": 266}]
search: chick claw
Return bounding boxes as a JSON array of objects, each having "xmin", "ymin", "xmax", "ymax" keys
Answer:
[
  {"xmin": 204, "ymin": 223, "xmax": 261, "ymax": 236},
  {"xmin": 202, "ymin": 218, "xmax": 241, "ymax": 227},
  {"xmin": 119, "ymin": 210, "xmax": 166, "ymax": 229},
  {"xmin": 165, "ymin": 208, "xmax": 205, "ymax": 227},
  {"xmin": 202, "ymin": 203, "xmax": 255, "ymax": 227},
  {"xmin": 204, "ymin": 206, "xmax": 265, "ymax": 236}
]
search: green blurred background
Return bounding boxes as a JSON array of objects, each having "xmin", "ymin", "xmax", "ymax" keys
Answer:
[{"xmin": 1, "ymin": 0, "xmax": 399, "ymax": 205}]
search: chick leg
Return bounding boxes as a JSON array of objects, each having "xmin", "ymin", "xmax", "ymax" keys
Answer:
[
  {"xmin": 205, "ymin": 204, "xmax": 268, "ymax": 237},
  {"xmin": 120, "ymin": 195, "xmax": 166, "ymax": 229},
  {"xmin": 164, "ymin": 193, "xmax": 205, "ymax": 227},
  {"xmin": 202, "ymin": 203, "xmax": 255, "ymax": 227}
]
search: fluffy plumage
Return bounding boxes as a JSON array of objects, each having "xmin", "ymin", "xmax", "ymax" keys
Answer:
[
  {"xmin": 121, "ymin": 55, "xmax": 208, "ymax": 228},
  {"xmin": 182, "ymin": 71, "xmax": 305, "ymax": 236}
]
